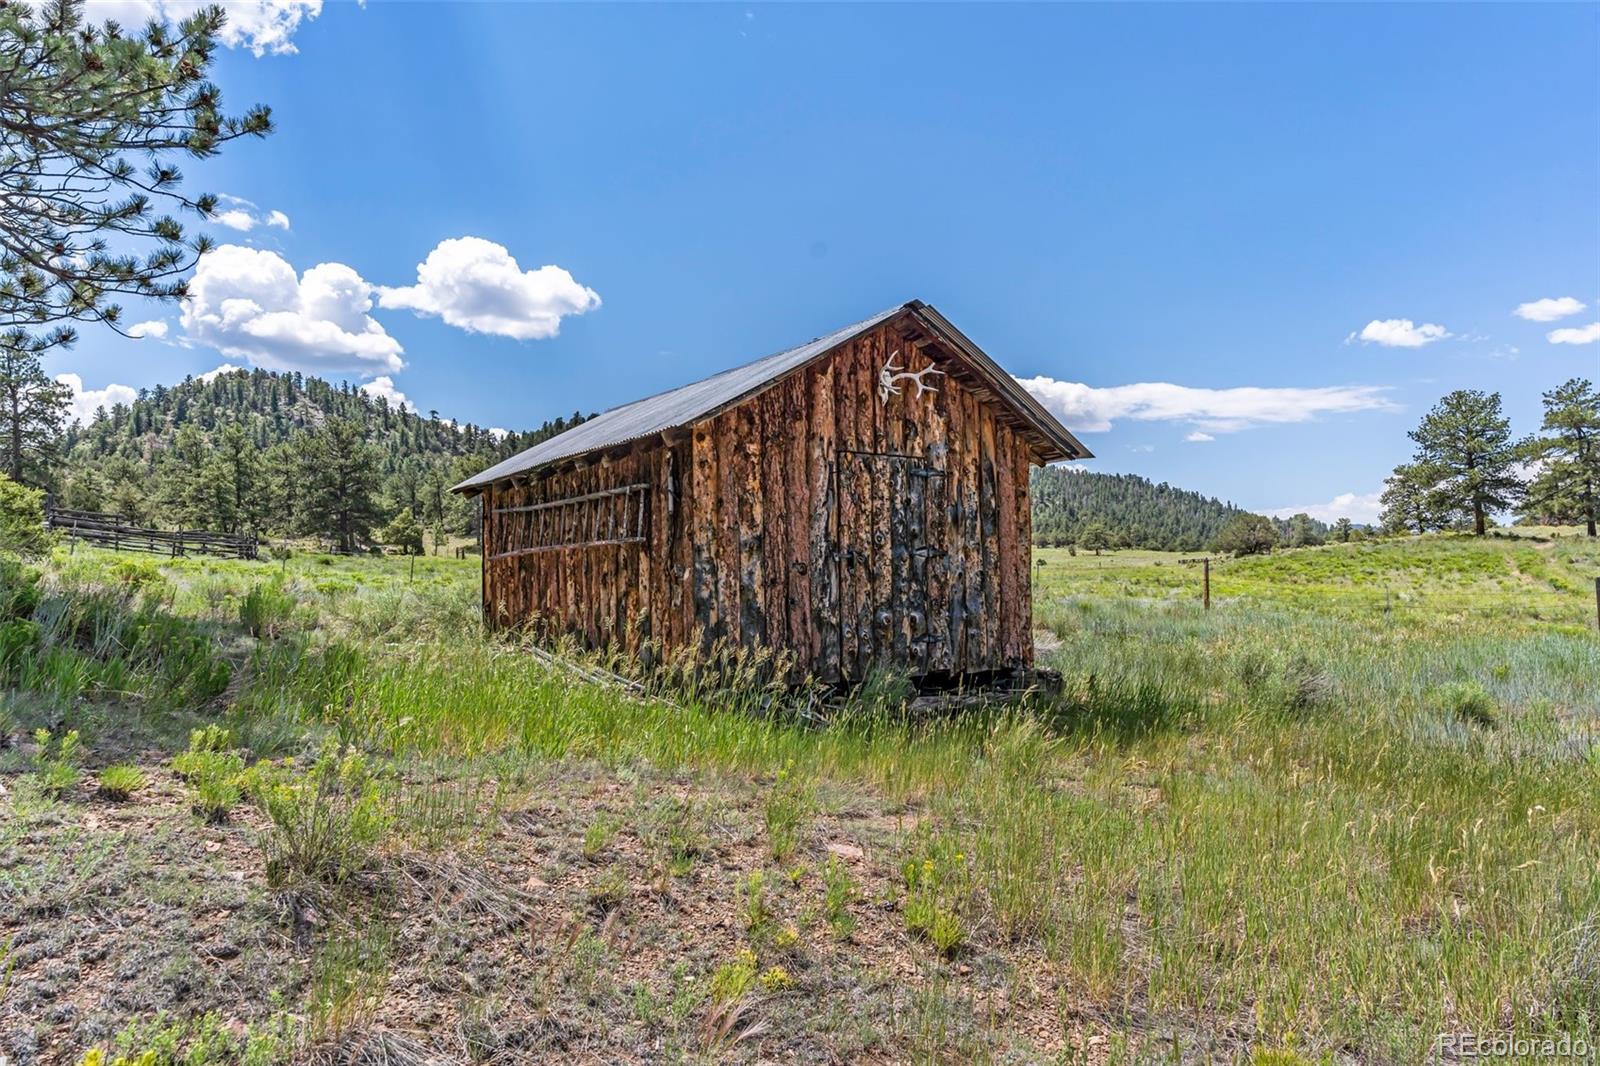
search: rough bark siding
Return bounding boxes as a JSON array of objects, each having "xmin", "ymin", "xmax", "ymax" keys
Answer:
[{"xmin": 480, "ymin": 322, "xmax": 1041, "ymax": 682}]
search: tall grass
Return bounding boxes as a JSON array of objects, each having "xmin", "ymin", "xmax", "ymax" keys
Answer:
[{"xmin": 7, "ymin": 543, "xmax": 1599, "ymax": 1061}]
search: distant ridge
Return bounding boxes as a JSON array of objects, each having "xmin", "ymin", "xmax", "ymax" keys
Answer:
[{"xmin": 1030, "ymin": 465, "xmax": 1322, "ymax": 552}]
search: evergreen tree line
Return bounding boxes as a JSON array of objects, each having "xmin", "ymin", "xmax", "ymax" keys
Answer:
[
  {"xmin": 1029, "ymin": 467, "xmax": 1330, "ymax": 553},
  {"xmin": 1380, "ymin": 381, "xmax": 1599, "ymax": 538},
  {"xmin": 43, "ymin": 368, "xmax": 588, "ymax": 551}
]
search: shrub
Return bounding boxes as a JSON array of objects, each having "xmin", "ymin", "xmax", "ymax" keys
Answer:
[
  {"xmin": 708, "ymin": 947, "xmax": 759, "ymax": 1005},
  {"xmin": 96, "ymin": 765, "xmax": 146, "ymax": 802},
  {"xmin": 381, "ymin": 509, "xmax": 424, "ymax": 556},
  {"xmin": 758, "ymin": 965, "xmax": 795, "ymax": 992},
  {"xmin": 240, "ymin": 580, "xmax": 294, "ymax": 639},
  {"xmin": 173, "ymin": 727, "xmax": 245, "ymax": 822},
  {"xmin": 187, "ymin": 752, "xmax": 245, "ymax": 823},
  {"xmin": 1434, "ymin": 679, "xmax": 1498, "ymax": 728},
  {"xmin": 32, "ymin": 728, "xmax": 82, "ymax": 798},
  {"xmin": 821, "ymin": 855, "xmax": 857, "ymax": 939},
  {"xmin": 1211, "ymin": 512, "xmax": 1279, "ymax": 556},
  {"xmin": 0, "ymin": 618, "xmax": 40, "ymax": 673},
  {"xmin": 736, "ymin": 870, "xmax": 771, "ymax": 936},
  {"xmin": 260, "ymin": 743, "xmax": 390, "ymax": 887},
  {"xmin": 0, "ymin": 475, "xmax": 52, "ymax": 558},
  {"xmin": 763, "ymin": 765, "xmax": 812, "ymax": 862},
  {"xmin": 0, "ymin": 557, "xmax": 41, "ymax": 619},
  {"xmin": 903, "ymin": 853, "xmax": 967, "ymax": 958}
]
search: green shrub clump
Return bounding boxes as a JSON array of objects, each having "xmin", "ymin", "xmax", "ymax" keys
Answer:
[
  {"xmin": 240, "ymin": 579, "xmax": 295, "ymax": 639},
  {"xmin": 260, "ymin": 742, "xmax": 390, "ymax": 887},
  {"xmin": 96, "ymin": 765, "xmax": 147, "ymax": 802},
  {"xmin": 1434, "ymin": 679, "xmax": 1498, "ymax": 728}
]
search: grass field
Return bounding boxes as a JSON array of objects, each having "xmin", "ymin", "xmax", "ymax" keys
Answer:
[{"xmin": 2, "ymin": 533, "xmax": 1598, "ymax": 1064}]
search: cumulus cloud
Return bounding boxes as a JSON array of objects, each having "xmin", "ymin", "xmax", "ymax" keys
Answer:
[
  {"xmin": 126, "ymin": 320, "xmax": 169, "ymax": 340},
  {"xmin": 379, "ymin": 237, "xmax": 601, "ymax": 341},
  {"xmin": 214, "ymin": 209, "xmax": 257, "ymax": 232},
  {"xmin": 1514, "ymin": 296, "xmax": 1585, "ymax": 322},
  {"xmin": 359, "ymin": 375, "xmax": 410, "ymax": 410},
  {"xmin": 1350, "ymin": 319, "xmax": 1450, "ymax": 348},
  {"xmin": 198, "ymin": 364, "xmax": 245, "ymax": 383},
  {"xmin": 23, "ymin": 0, "xmax": 325, "ymax": 56},
  {"xmin": 1548, "ymin": 322, "xmax": 1600, "ymax": 345},
  {"xmin": 56, "ymin": 374, "xmax": 138, "ymax": 426},
  {"xmin": 181, "ymin": 245, "xmax": 404, "ymax": 375},
  {"xmin": 1266, "ymin": 491, "xmax": 1383, "ymax": 526},
  {"xmin": 1016, "ymin": 378, "xmax": 1398, "ymax": 434},
  {"xmin": 210, "ymin": 194, "xmax": 291, "ymax": 233},
  {"xmin": 1184, "ymin": 431, "xmax": 1215, "ymax": 443}
]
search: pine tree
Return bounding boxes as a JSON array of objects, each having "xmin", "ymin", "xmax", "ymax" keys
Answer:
[
  {"xmin": 1078, "ymin": 519, "xmax": 1112, "ymax": 555},
  {"xmin": 1406, "ymin": 390, "xmax": 1524, "ymax": 536},
  {"xmin": 0, "ymin": 348, "xmax": 70, "ymax": 486},
  {"xmin": 381, "ymin": 508, "xmax": 424, "ymax": 555},
  {"xmin": 290, "ymin": 418, "xmax": 382, "ymax": 552},
  {"xmin": 1380, "ymin": 462, "xmax": 1438, "ymax": 535},
  {"xmin": 0, "ymin": 1, "xmax": 271, "ymax": 359},
  {"xmin": 1522, "ymin": 378, "xmax": 1600, "ymax": 536},
  {"xmin": 1333, "ymin": 517, "xmax": 1353, "ymax": 543},
  {"xmin": 1286, "ymin": 513, "xmax": 1323, "ymax": 548},
  {"xmin": 1210, "ymin": 513, "xmax": 1277, "ymax": 556},
  {"xmin": 205, "ymin": 424, "xmax": 264, "ymax": 533}
]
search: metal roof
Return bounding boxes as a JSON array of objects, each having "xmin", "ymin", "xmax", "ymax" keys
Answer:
[{"xmin": 453, "ymin": 300, "xmax": 1090, "ymax": 493}]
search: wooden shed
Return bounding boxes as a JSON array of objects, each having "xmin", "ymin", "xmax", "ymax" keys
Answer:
[{"xmin": 453, "ymin": 300, "xmax": 1091, "ymax": 684}]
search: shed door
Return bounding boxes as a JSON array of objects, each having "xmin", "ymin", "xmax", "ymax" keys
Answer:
[{"xmin": 836, "ymin": 451, "xmax": 947, "ymax": 681}]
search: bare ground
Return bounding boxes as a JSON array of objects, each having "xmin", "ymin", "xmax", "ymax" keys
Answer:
[{"xmin": 1, "ymin": 751, "xmax": 1122, "ymax": 1065}]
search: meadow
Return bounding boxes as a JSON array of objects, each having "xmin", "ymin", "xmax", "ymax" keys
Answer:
[{"xmin": 2, "ymin": 532, "xmax": 1598, "ymax": 1064}]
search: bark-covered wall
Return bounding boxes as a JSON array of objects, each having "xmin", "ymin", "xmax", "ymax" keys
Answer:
[{"xmin": 481, "ymin": 321, "xmax": 1037, "ymax": 682}]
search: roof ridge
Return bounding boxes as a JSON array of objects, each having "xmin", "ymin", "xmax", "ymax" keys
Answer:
[{"xmin": 452, "ymin": 302, "xmax": 913, "ymax": 491}]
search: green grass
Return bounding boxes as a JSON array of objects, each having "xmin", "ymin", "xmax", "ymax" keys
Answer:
[
  {"xmin": 1036, "ymin": 530, "xmax": 1600, "ymax": 628},
  {"xmin": 3, "ymin": 537, "xmax": 1599, "ymax": 1062}
]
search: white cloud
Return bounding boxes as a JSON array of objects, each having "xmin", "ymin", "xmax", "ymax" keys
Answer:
[
  {"xmin": 1184, "ymin": 431, "xmax": 1215, "ymax": 442},
  {"xmin": 1514, "ymin": 296, "xmax": 1585, "ymax": 322},
  {"xmin": 1351, "ymin": 318, "xmax": 1450, "ymax": 348},
  {"xmin": 1016, "ymin": 377, "xmax": 1398, "ymax": 434},
  {"xmin": 379, "ymin": 237, "xmax": 601, "ymax": 341},
  {"xmin": 1266, "ymin": 490, "xmax": 1384, "ymax": 525},
  {"xmin": 487, "ymin": 427, "xmax": 510, "ymax": 441},
  {"xmin": 214, "ymin": 209, "xmax": 256, "ymax": 231},
  {"xmin": 26, "ymin": 0, "xmax": 325, "ymax": 56},
  {"xmin": 1548, "ymin": 322, "xmax": 1600, "ymax": 345},
  {"xmin": 359, "ymin": 375, "xmax": 410, "ymax": 410},
  {"xmin": 181, "ymin": 244, "xmax": 404, "ymax": 375},
  {"xmin": 56, "ymin": 373, "xmax": 138, "ymax": 426},
  {"xmin": 210, "ymin": 194, "xmax": 291, "ymax": 234},
  {"xmin": 126, "ymin": 320, "xmax": 169, "ymax": 340},
  {"xmin": 198, "ymin": 364, "xmax": 244, "ymax": 383}
]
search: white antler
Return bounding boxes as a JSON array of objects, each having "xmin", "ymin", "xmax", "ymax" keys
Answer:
[{"xmin": 878, "ymin": 350, "xmax": 944, "ymax": 405}]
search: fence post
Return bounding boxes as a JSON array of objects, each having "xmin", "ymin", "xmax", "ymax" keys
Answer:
[
  {"xmin": 1203, "ymin": 557, "xmax": 1211, "ymax": 611},
  {"xmin": 1594, "ymin": 576, "xmax": 1599, "ymax": 633}
]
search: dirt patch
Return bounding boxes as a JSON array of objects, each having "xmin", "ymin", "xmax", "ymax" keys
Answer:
[{"xmin": 2, "ymin": 759, "xmax": 1114, "ymax": 1065}]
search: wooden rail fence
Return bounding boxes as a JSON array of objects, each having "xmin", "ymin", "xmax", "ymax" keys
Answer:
[{"xmin": 46, "ymin": 507, "xmax": 259, "ymax": 561}]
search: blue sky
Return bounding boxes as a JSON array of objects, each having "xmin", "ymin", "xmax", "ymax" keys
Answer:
[{"xmin": 53, "ymin": 1, "xmax": 1600, "ymax": 523}]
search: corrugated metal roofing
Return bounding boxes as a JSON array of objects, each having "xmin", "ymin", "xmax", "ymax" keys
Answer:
[{"xmin": 453, "ymin": 300, "xmax": 1089, "ymax": 493}]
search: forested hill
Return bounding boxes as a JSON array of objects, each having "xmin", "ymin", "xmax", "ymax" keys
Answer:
[
  {"xmin": 1031, "ymin": 466, "xmax": 1249, "ymax": 552},
  {"xmin": 57, "ymin": 367, "xmax": 586, "ymax": 536},
  {"xmin": 53, "ymin": 367, "xmax": 1313, "ymax": 553}
]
